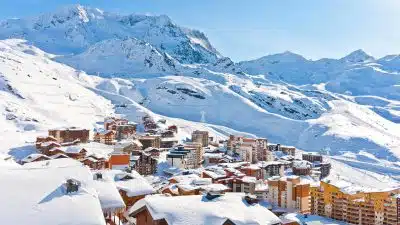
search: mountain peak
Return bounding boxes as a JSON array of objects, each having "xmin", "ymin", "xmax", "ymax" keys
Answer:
[
  {"xmin": 341, "ymin": 49, "xmax": 374, "ymax": 63},
  {"xmin": 256, "ymin": 51, "xmax": 307, "ymax": 64}
]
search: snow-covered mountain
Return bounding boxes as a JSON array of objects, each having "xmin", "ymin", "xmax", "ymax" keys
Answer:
[
  {"xmin": 0, "ymin": 5, "xmax": 220, "ymax": 64},
  {"xmin": 236, "ymin": 50, "xmax": 399, "ymax": 99},
  {"xmin": 57, "ymin": 38, "xmax": 179, "ymax": 77},
  {"xmin": 0, "ymin": 5, "xmax": 399, "ymax": 164}
]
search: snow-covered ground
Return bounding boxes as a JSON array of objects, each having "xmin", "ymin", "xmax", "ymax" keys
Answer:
[{"xmin": 282, "ymin": 213, "xmax": 348, "ymax": 225}]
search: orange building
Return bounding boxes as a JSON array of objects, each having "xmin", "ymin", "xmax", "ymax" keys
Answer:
[
  {"xmin": 108, "ymin": 154, "xmax": 130, "ymax": 170},
  {"xmin": 267, "ymin": 176, "xmax": 310, "ymax": 213},
  {"xmin": 311, "ymin": 181, "xmax": 400, "ymax": 225}
]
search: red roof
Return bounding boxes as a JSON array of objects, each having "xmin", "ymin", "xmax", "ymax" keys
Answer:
[{"xmin": 109, "ymin": 154, "xmax": 130, "ymax": 165}]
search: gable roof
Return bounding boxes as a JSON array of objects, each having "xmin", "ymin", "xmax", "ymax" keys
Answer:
[
  {"xmin": 21, "ymin": 153, "xmax": 50, "ymax": 163},
  {"xmin": 128, "ymin": 193, "xmax": 281, "ymax": 225},
  {"xmin": 95, "ymin": 170, "xmax": 155, "ymax": 197},
  {"xmin": 0, "ymin": 165, "xmax": 106, "ymax": 225}
]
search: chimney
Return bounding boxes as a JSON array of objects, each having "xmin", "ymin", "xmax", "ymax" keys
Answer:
[
  {"xmin": 244, "ymin": 194, "xmax": 259, "ymax": 204},
  {"xmin": 94, "ymin": 172, "xmax": 102, "ymax": 180},
  {"xmin": 65, "ymin": 179, "xmax": 81, "ymax": 194},
  {"xmin": 205, "ymin": 192, "xmax": 222, "ymax": 200}
]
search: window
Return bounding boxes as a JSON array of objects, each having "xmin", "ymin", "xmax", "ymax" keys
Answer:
[{"xmin": 236, "ymin": 185, "xmax": 242, "ymax": 192}]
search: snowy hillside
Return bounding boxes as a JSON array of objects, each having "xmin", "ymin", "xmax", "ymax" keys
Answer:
[
  {"xmin": 0, "ymin": 6, "xmax": 399, "ymax": 167},
  {"xmin": 94, "ymin": 75, "xmax": 400, "ymax": 160},
  {"xmin": 0, "ymin": 39, "xmax": 246, "ymax": 157}
]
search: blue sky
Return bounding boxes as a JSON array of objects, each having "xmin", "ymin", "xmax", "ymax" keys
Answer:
[{"xmin": 0, "ymin": 0, "xmax": 399, "ymax": 61}]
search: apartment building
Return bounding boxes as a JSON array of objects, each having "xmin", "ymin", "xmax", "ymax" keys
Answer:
[
  {"xmin": 267, "ymin": 176, "xmax": 311, "ymax": 213},
  {"xmin": 259, "ymin": 161, "xmax": 285, "ymax": 179},
  {"xmin": 311, "ymin": 181, "xmax": 400, "ymax": 225},
  {"xmin": 302, "ymin": 152, "xmax": 323, "ymax": 163},
  {"xmin": 138, "ymin": 135, "xmax": 161, "ymax": 149},
  {"xmin": 166, "ymin": 144, "xmax": 202, "ymax": 169},
  {"xmin": 48, "ymin": 127, "xmax": 89, "ymax": 143},
  {"xmin": 268, "ymin": 144, "xmax": 296, "ymax": 156},
  {"xmin": 191, "ymin": 130, "xmax": 209, "ymax": 147},
  {"xmin": 184, "ymin": 142, "xmax": 203, "ymax": 168},
  {"xmin": 228, "ymin": 135, "xmax": 269, "ymax": 163}
]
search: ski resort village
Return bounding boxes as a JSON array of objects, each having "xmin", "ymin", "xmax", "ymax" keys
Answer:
[
  {"xmin": 1, "ymin": 114, "xmax": 399, "ymax": 225},
  {"xmin": 1, "ymin": 3, "xmax": 400, "ymax": 225}
]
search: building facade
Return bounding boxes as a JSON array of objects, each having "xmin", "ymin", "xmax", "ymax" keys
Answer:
[
  {"xmin": 260, "ymin": 161, "xmax": 285, "ymax": 179},
  {"xmin": 267, "ymin": 176, "xmax": 310, "ymax": 213},
  {"xmin": 302, "ymin": 152, "xmax": 323, "ymax": 162},
  {"xmin": 94, "ymin": 130, "xmax": 116, "ymax": 145},
  {"xmin": 48, "ymin": 127, "xmax": 89, "ymax": 143},
  {"xmin": 191, "ymin": 130, "xmax": 209, "ymax": 147},
  {"xmin": 311, "ymin": 181, "xmax": 400, "ymax": 225},
  {"xmin": 131, "ymin": 151, "xmax": 157, "ymax": 175},
  {"xmin": 228, "ymin": 135, "xmax": 269, "ymax": 163},
  {"xmin": 138, "ymin": 135, "xmax": 161, "ymax": 149}
]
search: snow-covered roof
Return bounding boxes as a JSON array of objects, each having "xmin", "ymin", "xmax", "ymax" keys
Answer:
[
  {"xmin": 71, "ymin": 142, "xmax": 113, "ymax": 158},
  {"xmin": 50, "ymin": 153, "xmax": 70, "ymax": 159},
  {"xmin": 22, "ymin": 158, "xmax": 83, "ymax": 169},
  {"xmin": 177, "ymin": 184, "xmax": 200, "ymax": 191},
  {"xmin": 96, "ymin": 129, "xmax": 114, "ymax": 135},
  {"xmin": 219, "ymin": 162, "xmax": 248, "ymax": 168},
  {"xmin": 203, "ymin": 152, "xmax": 223, "ymax": 158},
  {"xmin": 128, "ymin": 193, "xmax": 281, "ymax": 225},
  {"xmin": 21, "ymin": 153, "xmax": 50, "ymax": 163},
  {"xmin": 170, "ymin": 174, "xmax": 200, "ymax": 183},
  {"xmin": 92, "ymin": 179, "xmax": 126, "ymax": 213},
  {"xmin": 61, "ymin": 145, "xmax": 85, "ymax": 153},
  {"xmin": 303, "ymin": 151, "xmax": 321, "ymax": 156},
  {"xmin": 40, "ymin": 141, "xmax": 61, "ymax": 147},
  {"xmin": 258, "ymin": 161, "xmax": 285, "ymax": 167},
  {"xmin": 0, "ymin": 165, "xmax": 106, "ymax": 225},
  {"xmin": 242, "ymin": 164, "xmax": 261, "ymax": 170},
  {"xmin": 203, "ymin": 170, "xmax": 226, "ymax": 179},
  {"xmin": 161, "ymin": 137, "xmax": 179, "ymax": 142},
  {"xmin": 321, "ymin": 179, "xmax": 396, "ymax": 195},
  {"xmin": 81, "ymin": 157, "xmax": 98, "ymax": 162},
  {"xmin": 49, "ymin": 126, "xmax": 87, "ymax": 131},
  {"xmin": 293, "ymin": 160, "xmax": 312, "ymax": 169},
  {"xmin": 115, "ymin": 139, "xmax": 143, "ymax": 149},
  {"xmin": 98, "ymin": 170, "xmax": 155, "ymax": 197},
  {"xmin": 241, "ymin": 176, "xmax": 257, "ymax": 183},
  {"xmin": 199, "ymin": 183, "xmax": 230, "ymax": 192},
  {"xmin": 163, "ymin": 167, "xmax": 182, "ymax": 176}
]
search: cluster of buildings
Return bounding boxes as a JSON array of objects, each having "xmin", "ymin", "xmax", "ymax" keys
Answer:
[
  {"xmin": 30, "ymin": 115, "xmax": 182, "ymax": 176},
  {"xmin": 9, "ymin": 113, "xmax": 400, "ymax": 225},
  {"xmin": 33, "ymin": 127, "xmax": 109, "ymax": 169}
]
